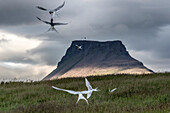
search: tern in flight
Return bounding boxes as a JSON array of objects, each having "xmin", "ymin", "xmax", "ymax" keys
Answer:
[
  {"xmin": 52, "ymin": 86, "xmax": 91, "ymax": 104},
  {"xmin": 36, "ymin": 1, "xmax": 65, "ymax": 19},
  {"xmin": 52, "ymin": 78, "xmax": 99, "ymax": 104},
  {"xmin": 109, "ymin": 88, "xmax": 117, "ymax": 93},
  {"xmin": 75, "ymin": 45, "xmax": 83, "ymax": 50},
  {"xmin": 36, "ymin": 17, "xmax": 68, "ymax": 32}
]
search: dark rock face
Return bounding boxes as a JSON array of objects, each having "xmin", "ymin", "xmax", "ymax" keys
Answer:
[{"xmin": 43, "ymin": 40, "xmax": 153, "ymax": 80}]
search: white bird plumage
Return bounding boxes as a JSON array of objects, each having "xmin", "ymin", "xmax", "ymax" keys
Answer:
[
  {"xmin": 109, "ymin": 88, "xmax": 117, "ymax": 93},
  {"xmin": 75, "ymin": 45, "xmax": 82, "ymax": 50},
  {"xmin": 52, "ymin": 86, "xmax": 90, "ymax": 104},
  {"xmin": 85, "ymin": 78, "xmax": 99, "ymax": 99},
  {"xmin": 52, "ymin": 78, "xmax": 99, "ymax": 104},
  {"xmin": 36, "ymin": 1, "xmax": 65, "ymax": 19}
]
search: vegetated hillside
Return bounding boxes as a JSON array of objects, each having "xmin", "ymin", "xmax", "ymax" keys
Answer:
[
  {"xmin": 0, "ymin": 73, "xmax": 170, "ymax": 113},
  {"xmin": 44, "ymin": 40, "xmax": 152, "ymax": 80}
]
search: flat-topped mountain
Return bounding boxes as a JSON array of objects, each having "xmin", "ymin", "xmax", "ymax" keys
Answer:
[{"xmin": 43, "ymin": 40, "xmax": 153, "ymax": 80}]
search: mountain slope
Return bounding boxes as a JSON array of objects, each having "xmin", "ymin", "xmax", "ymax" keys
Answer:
[{"xmin": 43, "ymin": 40, "xmax": 153, "ymax": 80}]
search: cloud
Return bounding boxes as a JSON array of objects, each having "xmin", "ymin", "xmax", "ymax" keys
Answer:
[
  {"xmin": 0, "ymin": 31, "xmax": 41, "ymax": 64},
  {"xmin": 0, "ymin": 63, "xmax": 56, "ymax": 81},
  {"xmin": 0, "ymin": 38, "xmax": 9, "ymax": 44},
  {"xmin": 0, "ymin": 0, "xmax": 36, "ymax": 26},
  {"xmin": 1, "ymin": 0, "xmax": 170, "ymax": 80},
  {"xmin": 27, "ymin": 39, "xmax": 71, "ymax": 65},
  {"xmin": 129, "ymin": 50, "xmax": 170, "ymax": 72}
]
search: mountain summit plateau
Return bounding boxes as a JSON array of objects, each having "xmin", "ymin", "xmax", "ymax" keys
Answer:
[{"xmin": 43, "ymin": 40, "xmax": 153, "ymax": 80}]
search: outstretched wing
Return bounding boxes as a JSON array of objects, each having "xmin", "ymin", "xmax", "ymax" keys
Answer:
[
  {"xmin": 87, "ymin": 92, "xmax": 92, "ymax": 99},
  {"xmin": 85, "ymin": 78, "xmax": 93, "ymax": 91},
  {"xmin": 110, "ymin": 88, "xmax": 117, "ymax": 93},
  {"xmin": 54, "ymin": 1, "xmax": 65, "ymax": 12},
  {"xmin": 36, "ymin": 6, "xmax": 49, "ymax": 11},
  {"xmin": 52, "ymin": 86, "xmax": 78, "ymax": 94},
  {"xmin": 53, "ymin": 22, "xmax": 68, "ymax": 26},
  {"xmin": 36, "ymin": 17, "xmax": 50, "ymax": 24}
]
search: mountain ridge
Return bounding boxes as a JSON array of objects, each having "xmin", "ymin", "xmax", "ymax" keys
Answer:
[{"xmin": 43, "ymin": 40, "xmax": 153, "ymax": 80}]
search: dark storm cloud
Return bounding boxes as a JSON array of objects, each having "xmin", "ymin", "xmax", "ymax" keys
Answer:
[
  {"xmin": 0, "ymin": 0, "xmax": 71, "ymax": 26},
  {"xmin": 26, "ymin": 0, "xmax": 170, "ymax": 67},
  {"xmin": 0, "ymin": 0, "xmax": 38, "ymax": 26},
  {"xmin": 0, "ymin": 51, "xmax": 38, "ymax": 65},
  {"xmin": 88, "ymin": 0, "xmax": 170, "ymax": 37},
  {"xmin": 150, "ymin": 25, "xmax": 170, "ymax": 59},
  {"xmin": 1, "ymin": 0, "xmax": 170, "ymax": 72},
  {"xmin": 27, "ymin": 40, "xmax": 71, "ymax": 65},
  {"xmin": 2, "ymin": 55, "xmax": 37, "ymax": 65},
  {"xmin": 1, "ymin": 0, "xmax": 170, "ymax": 35}
]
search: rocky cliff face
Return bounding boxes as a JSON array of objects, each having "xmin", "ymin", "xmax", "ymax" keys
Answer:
[{"xmin": 43, "ymin": 40, "xmax": 153, "ymax": 80}]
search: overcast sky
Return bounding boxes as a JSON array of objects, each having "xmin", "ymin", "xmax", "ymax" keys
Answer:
[{"xmin": 0, "ymin": 0, "xmax": 170, "ymax": 81}]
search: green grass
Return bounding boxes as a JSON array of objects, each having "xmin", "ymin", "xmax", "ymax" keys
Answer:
[{"xmin": 0, "ymin": 73, "xmax": 170, "ymax": 113}]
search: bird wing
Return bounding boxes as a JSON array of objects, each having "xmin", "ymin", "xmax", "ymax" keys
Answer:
[
  {"xmin": 87, "ymin": 92, "xmax": 92, "ymax": 99},
  {"xmin": 110, "ymin": 88, "xmax": 117, "ymax": 93},
  {"xmin": 52, "ymin": 86, "xmax": 78, "ymax": 94},
  {"xmin": 54, "ymin": 1, "xmax": 65, "ymax": 12},
  {"xmin": 85, "ymin": 78, "xmax": 93, "ymax": 90},
  {"xmin": 80, "ymin": 90, "xmax": 91, "ymax": 94},
  {"xmin": 36, "ymin": 6, "xmax": 49, "ymax": 11},
  {"xmin": 36, "ymin": 17, "xmax": 50, "ymax": 24},
  {"xmin": 53, "ymin": 22, "xmax": 68, "ymax": 26}
]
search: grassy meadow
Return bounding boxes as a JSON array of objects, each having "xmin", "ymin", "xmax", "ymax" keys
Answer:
[{"xmin": 0, "ymin": 73, "xmax": 170, "ymax": 113}]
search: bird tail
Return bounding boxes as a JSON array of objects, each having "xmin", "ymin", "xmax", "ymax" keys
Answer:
[
  {"xmin": 46, "ymin": 27, "xmax": 52, "ymax": 32},
  {"xmin": 95, "ymin": 87, "xmax": 100, "ymax": 91},
  {"xmin": 52, "ymin": 27, "xmax": 59, "ymax": 33}
]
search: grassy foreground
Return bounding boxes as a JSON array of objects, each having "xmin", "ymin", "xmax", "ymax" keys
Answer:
[{"xmin": 0, "ymin": 73, "xmax": 170, "ymax": 113}]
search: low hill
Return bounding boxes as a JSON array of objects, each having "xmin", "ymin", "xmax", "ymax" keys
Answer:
[
  {"xmin": 0, "ymin": 73, "xmax": 170, "ymax": 113},
  {"xmin": 44, "ymin": 40, "xmax": 153, "ymax": 80}
]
